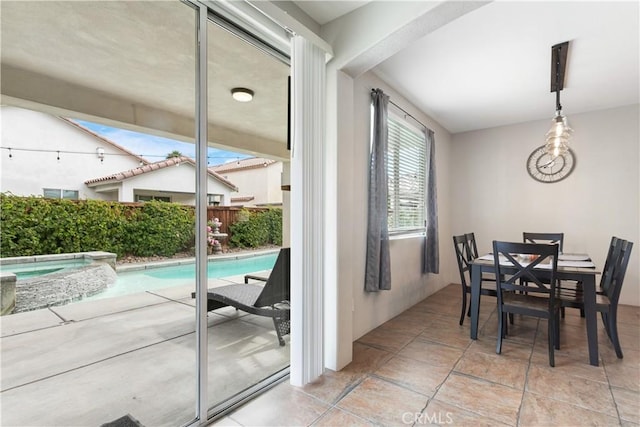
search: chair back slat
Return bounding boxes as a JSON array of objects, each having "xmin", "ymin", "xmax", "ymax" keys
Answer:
[
  {"xmin": 523, "ymin": 232, "xmax": 564, "ymax": 253},
  {"xmin": 600, "ymin": 237, "xmax": 622, "ymax": 295},
  {"xmin": 254, "ymin": 248, "xmax": 290, "ymax": 307},
  {"xmin": 453, "ymin": 233, "xmax": 478, "ymax": 288},
  {"xmin": 493, "ymin": 241, "xmax": 559, "ymax": 303},
  {"xmin": 604, "ymin": 238, "xmax": 633, "ymax": 305}
]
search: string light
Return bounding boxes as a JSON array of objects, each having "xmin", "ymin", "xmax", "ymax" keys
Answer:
[{"xmin": 0, "ymin": 146, "xmax": 247, "ymax": 164}]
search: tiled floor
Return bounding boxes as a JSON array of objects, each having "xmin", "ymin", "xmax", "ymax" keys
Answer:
[{"xmin": 215, "ymin": 284, "xmax": 640, "ymax": 426}]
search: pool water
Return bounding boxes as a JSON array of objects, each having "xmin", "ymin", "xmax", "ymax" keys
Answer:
[
  {"xmin": 4, "ymin": 259, "xmax": 93, "ymax": 279},
  {"xmin": 86, "ymin": 252, "xmax": 278, "ymax": 300}
]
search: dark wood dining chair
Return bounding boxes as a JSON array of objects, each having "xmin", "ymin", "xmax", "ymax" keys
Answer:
[
  {"xmin": 523, "ymin": 232, "xmax": 575, "ymax": 312},
  {"xmin": 559, "ymin": 237, "xmax": 633, "ymax": 358},
  {"xmin": 453, "ymin": 233, "xmax": 497, "ymax": 326},
  {"xmin": 493, "ymin": 241, "xmax": 561, "ymax": 367},
  {"xmin": 523, "ymin": 232, "xmax": 564, "ymax": 252}
]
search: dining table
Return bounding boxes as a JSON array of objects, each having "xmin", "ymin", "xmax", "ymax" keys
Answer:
[{"xmin": 469, "ymin": 253, "xmax": 602, "ymax": 366}]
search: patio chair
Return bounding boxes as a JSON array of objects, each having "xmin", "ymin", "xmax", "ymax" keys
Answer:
[
  {"xmin": 244, "ymin": 273, "xmax": 268, "ymax": 284},
  {"xmin": 193, "ymin": 248, "xmax": 290, "ymax": 346},
  {"xmin": 559, "ymin": 237, "xmax": 633, "ymax": 358}
]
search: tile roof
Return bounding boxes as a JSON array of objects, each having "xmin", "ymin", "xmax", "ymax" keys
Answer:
[
  {"xmin": 231, "ymin": 196, "xmax": 255, "ymax": 202},
  {"xmin": 85, "ymin": 156, "xmax": 238, "ymax": 190},
  {"xmin": 212, "ymin": 157, "xmax": 278, "ymax": 173}
]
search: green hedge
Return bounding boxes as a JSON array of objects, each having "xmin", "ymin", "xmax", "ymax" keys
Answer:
[
  {"xmin": 0, "ymin": 195, "xmax": 194, "ymax": 258},
  {"xmin": 229, "ymin": 208, "xmax": 282, "ymax": 248},
  {"xmin": 123, "ymin": 201, "xmax": 195, "ymax": 256}
]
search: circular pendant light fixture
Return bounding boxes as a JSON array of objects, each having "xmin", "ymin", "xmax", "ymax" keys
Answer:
[{"xmin": 231, "ymin": 87, "xmax": 254, "ymax": 102}]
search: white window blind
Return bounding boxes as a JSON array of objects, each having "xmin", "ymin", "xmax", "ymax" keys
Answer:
[{"xmin": 387, "ymin": 114, "xmax": 426, "ymax": 234}]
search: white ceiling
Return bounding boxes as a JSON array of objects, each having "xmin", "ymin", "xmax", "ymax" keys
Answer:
[
  {"xmin": 2, "ymin": 0, "xmax": 637, "ymax": 146},
  {"xmin": 293, "ymin": 1, "xmax": 371, "ymax": 25},
  {"xmin": 1, "ymin": 1, "xmax": 289, "ymax": 154},
  {"xmin": 301, "ymin": 1, "xmax": 639, "ymax": 134}
]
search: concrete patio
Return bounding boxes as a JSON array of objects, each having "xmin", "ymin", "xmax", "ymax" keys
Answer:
[{"xmin": 0, "ymin": 271, "xmax": 290, "ymax": 426}]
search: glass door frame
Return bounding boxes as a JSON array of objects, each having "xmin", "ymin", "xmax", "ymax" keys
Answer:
[{"xmin": 184, "ymin": 1, "xmax": 292, "ymax": 425}]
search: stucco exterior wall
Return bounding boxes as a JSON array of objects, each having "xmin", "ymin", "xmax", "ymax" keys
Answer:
[
  {"xmin": 0, "ymin": 106, "xmax": 142, "ymax": 199},
  {"xmin": 117, "ymin": 162, "xmax": 233, "ymax": 205},
  {"xmin": 221, "ymin": 162, "xmax": 283, "ymax": 206}
]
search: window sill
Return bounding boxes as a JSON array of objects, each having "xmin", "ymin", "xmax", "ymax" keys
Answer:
[{"xmin": 389, "ymin": 231, "xmax": 425, "ymax": 241}]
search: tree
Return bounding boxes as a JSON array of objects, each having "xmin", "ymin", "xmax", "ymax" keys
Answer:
[{"xmin": 166, "ymin": 150, "xmax": 182, "ymax": 159}]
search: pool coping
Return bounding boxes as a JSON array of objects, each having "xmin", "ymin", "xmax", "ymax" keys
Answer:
[
  {"xmin": 115, "ymin": 248, "xmax": 280, "ymax": 273},
  {"xmin": 0, "ymin": 251, "xmax": 116, "ymax": 266}
]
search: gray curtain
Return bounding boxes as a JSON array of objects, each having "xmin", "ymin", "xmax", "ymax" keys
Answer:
[
  {"xmin": 423, "ymin": 128, "xmax": 439, "ymax": 274},
  {"xmin": 365, "ymin": 89, "xmax": 391, "ymax": 291}
]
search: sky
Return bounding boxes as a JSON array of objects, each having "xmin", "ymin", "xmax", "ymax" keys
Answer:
[{"xmin": 76, "ymin": 120, "xmax": 251, "ymax": 166}]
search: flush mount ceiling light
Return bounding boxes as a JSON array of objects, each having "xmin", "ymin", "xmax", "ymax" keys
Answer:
[
  {"xmin": 545, "ymin": 41, "xmax": 573, "ymax": 158},
  {"xmin": 231, "ymin": 87, "xmax": 254, "ymax": 102}
]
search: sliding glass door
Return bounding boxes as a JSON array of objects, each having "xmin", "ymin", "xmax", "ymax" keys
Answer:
[
  {"xmin": 204, "ymin": 16, "xmax": 291, "ymax": 416},
  {"xmin": 1, "ymin": 1, "xmax": 291, "ymax": 425},
  {"xmin": 1, "ymin": 1, "xmax": 199, "ymax": 425}
]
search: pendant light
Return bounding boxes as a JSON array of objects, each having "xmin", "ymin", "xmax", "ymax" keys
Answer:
[{"xmin": 545, "ymin": 41, "xmax": 572, "ymax": 157}]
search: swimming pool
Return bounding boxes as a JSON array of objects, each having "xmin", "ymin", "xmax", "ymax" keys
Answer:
[
  {"xmin": 4, "ymin": 259, "xmax": 93, "ymax": 279},
  {"xmin": 85, "ymin": 252, "xmax": 279, "ymax": 300}
]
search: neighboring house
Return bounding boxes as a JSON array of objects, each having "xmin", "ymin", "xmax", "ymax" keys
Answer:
[
  {"xmin": 85, "ymin": 156, "xmax": 237, "ymax": 205},
  {"xmin": 212, "ymin": 157, "xmax": 282, "ymax": 206},
  {"xmin": 0, "ymin": 106, "xmax": 237, "ymax": 205},
  {"xmin": 0, "ymin": 106, "xmax": 148, "ymax": 200}
]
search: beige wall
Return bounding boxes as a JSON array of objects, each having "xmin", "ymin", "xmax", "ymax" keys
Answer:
[
  {"xmin": 343, "ymin": 71, "xmax": 454, "ymax": 341},
  {"xmin": 451, "ymin": 104, "xmax": 640, "ymax": 306}
]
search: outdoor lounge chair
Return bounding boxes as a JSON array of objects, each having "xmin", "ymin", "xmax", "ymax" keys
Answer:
[
  {"xmin": 244, "ymin": 273, "xmax": 268, "ymax": 284},
  {"xmin": 193, "ymin": 248, "xmax": 290, "ymax": 346}
]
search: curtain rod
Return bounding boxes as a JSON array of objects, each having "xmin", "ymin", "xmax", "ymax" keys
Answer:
[{"xmin": 372, "ymin": 88, "xmax": 429, "ymax": 131}]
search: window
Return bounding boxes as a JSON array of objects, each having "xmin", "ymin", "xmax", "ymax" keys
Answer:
[
  {"xmin": 387, "ymin": 114, "xmax": 426, "ymax": 234},
  {"xmin": 43, "ymin": 188, "xmax": 79, "ymax": 200},
  {"xmin": 208, "ymin": 194, "xmax": 222, "ymax": 206},
  {"xmin": 135, "ymin": 195, "xmax": 171, "ymax": 203}
]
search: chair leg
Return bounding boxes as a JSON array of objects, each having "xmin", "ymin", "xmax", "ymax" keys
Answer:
[
  {"xmin": 601, "ymin": 312, "xmax": 612, "ymax": 339},
  {"xmin": 561, "ymin": 306, "xmax": 565, "ymax": 318},
  {"xmin": 580, "ymin": 308, "xmax": 585, "ymax": 318},
  {"xmin": 607, "ymin": 310, "xmax": 624, "ymax": 359},
  {"xmin": 547, "ymin": 318, "xmax": 555, "ymax": 367},
  {"xmin": 496, "ymin": 309, "xmax": 504, "ymax": 354},
  {"xmin": 554, "ymin": 312, "xmax": 561, "ymax": 350},
  {"xmin": 460, "ymin": 290, "xmax": 467, "ymax": 326},
  {"xmin": 504, "ymin": 312, "xmax": 509, "ymax": 337},
  {"xmin": 272, "ymin": 317, "xmax": 287, "ymax": 347}
]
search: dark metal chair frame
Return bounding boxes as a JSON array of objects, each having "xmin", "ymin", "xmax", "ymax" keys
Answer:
[
  {"xmin": 560, "ymin": 237, "xmax": 633, "ymax": 358},
  {"xmin": 453, "ymin": 233, "xmax": 497, "ymax": 326},
  {"xmin": 523, "ymin": 232, "xmax": 564, "ymax": 252},
  {"xmin": 493, "ymin": 241, "xmax": 561, "ymax": 367}
]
